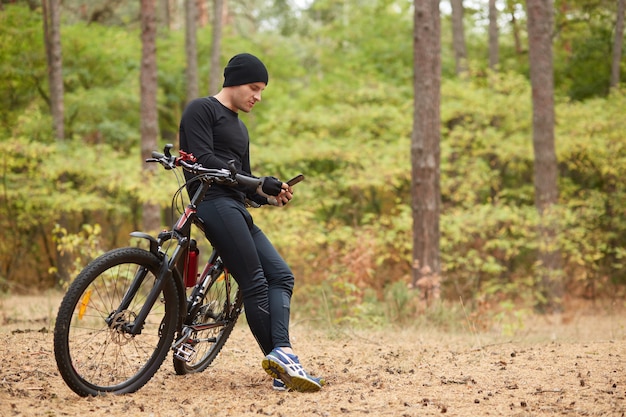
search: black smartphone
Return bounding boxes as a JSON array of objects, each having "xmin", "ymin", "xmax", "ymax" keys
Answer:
[{"xmin": 286, "ymin": 174, "xmax": 305, "ymax": 186}]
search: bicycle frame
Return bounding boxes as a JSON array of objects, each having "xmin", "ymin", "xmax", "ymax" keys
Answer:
[{"xmin": 109, "ymin": 168, "xmax": 217, "ymax": 336}]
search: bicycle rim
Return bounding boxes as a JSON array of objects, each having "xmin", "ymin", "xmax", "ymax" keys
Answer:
[
  {"xmin": 173, "ymin": 271, "xmax": 242, "ymax": 374},
  {"xmin": 54, "ymin": 247, "xmax": 178, "ymax": 396}
]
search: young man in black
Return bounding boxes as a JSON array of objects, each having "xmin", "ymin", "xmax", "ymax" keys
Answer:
[{"xmin": 179, "ymin": 53, "xmax": 324, "ymax": 392}]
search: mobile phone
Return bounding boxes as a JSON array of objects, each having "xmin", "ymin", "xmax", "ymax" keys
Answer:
[{"xmin": 286, "ymin": 174, "xmax": 305, "ymax": 186}]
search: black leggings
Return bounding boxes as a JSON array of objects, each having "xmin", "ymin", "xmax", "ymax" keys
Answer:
[{"xmin": 197, "ymin": 197, "xmax": 294, "ymax": 355}]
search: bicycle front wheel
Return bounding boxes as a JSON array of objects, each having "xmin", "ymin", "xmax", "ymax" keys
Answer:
[
  {"xmin": 54, "ymin": 247, "xmax": 179, "ymax": 396},
  {"xmin": 173, "ymin": 268, "xmax": 243, "ymax": 375}
]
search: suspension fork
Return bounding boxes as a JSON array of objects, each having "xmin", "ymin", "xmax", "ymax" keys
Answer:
[
  {"xmin": 106, "ymin": 257, "xmax": 172, "ymax": 335},
  {"xmin": 108, "ymin": 232, "xmax": 186, "ymax": 335}
]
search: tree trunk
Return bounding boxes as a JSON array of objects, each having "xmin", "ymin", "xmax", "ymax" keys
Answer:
[
  {"xmin": 527, "ymin": 0, "xmax": 562, "ymax": 312},
  {"xmin": 43, "ymin": 0, "xmax": 70, "ymax": 287},
  {"xmin": 209, "ymin": 0, "xmax": 224, "ymax": 95},
  {"xmin": 185, "ymin": 0, "xmax": 199, "ymax": 104},
  {"xmin": 411, "ymin": 0, "xmax": 441, "ymax": 302},
  {"xmin": 450, "ymin": 0, "xmax": 467, "ymax": 76},
  {"xmin": 611, "ymin": 0, "xmax": 625, "ymax": 89},
  {"xmin": 43, "ymin": 0, "xmax": 64, "ymax": 141},
  {"xmin": 488, "ymin": 0, "xmax": 499, "ymax": 70},
  {"xmin": 140, "ymin": 0, "xmax": 162, "ymax": 233},
  {"xmin": 160, "ymin": 0, "xmax": 171, "ymax": 29}
]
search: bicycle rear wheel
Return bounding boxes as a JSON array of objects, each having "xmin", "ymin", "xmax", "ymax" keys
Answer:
[
  {"xmin": 173, "ymin": 265, "xmax": 243, "ymax": 375},
  {"xmin": 54, "ymin": 247, "xmax": 179, "ymax": 396}
]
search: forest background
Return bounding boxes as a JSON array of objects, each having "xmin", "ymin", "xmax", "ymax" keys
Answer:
[{"xmin": 1, "ymin": 0, "xmax": 625, "ymax": 330}]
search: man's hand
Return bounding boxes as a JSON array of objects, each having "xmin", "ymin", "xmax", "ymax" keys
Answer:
[
  {"xmin": 268, "ymin": 183, "xmax": 293, "ymax": 206},
  {"xmin": 258, "ymin": 176, "xmax": 294, "ymax": 207},
  {"xmin": 258, "ymin": 176, "xmax": 283, "ymax": 196}
]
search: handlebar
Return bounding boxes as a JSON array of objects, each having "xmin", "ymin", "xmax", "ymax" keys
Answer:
[{"xmin": 147, "ymin": 144, "xmax": 261, "ymax": 189}]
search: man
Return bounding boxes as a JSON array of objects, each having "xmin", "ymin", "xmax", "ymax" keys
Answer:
[{"xmin": 178, "ymin": 53, "xmax": 324, "ymax": 392}]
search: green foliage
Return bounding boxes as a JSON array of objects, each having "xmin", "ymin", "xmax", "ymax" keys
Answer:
[
  {"xmin": 0, "ymin": 136, "xmax": 179, "ymax": 288},
  {"xmin": 562, "ymin": 26, "xmax": 613, "ymax": 100},
  {"xmin": 309, "ymin": 0, "xmax": 413, "ymax": 84},
  {"xmin": 0, "ymin": 5, "xmax": 47, "ymax": 136},
  {"xmin": 61, "ymin": 23, "xmax": 141, "ymax": 148},
  {"xmin": 441, "ymin": 72, "xmax": 535, "ymax": 208},
  {"xmin": 51, "ymin": 223, "xmax": 105, "ymax": 289},
  {"xmin": 2, "ymin": 2, "xmax": 625, "ymax": 326},
  {"xmin": 440, "ymin": 204, "xmax": 539, "ymax": 303},
  {"xmin": 555, "ymin": 90, "xmax": 626, "ymax": 287},
  {"xmin": 553, "ymin": 0, "xmax": 619, "ymax": 100}
]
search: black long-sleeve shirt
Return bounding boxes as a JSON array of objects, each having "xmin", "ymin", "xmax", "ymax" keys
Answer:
[{"xmin": 179, "ymin": 96, "xmax": 262, "ymax": 203}]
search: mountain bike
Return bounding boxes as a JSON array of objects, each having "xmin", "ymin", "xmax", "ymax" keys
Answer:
[{"xmin": 53, "ymin": 144, "xmax": 262, "ymax": 396}]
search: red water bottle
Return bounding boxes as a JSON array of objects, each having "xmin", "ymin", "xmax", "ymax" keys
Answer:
[{"xmin": 184, "ymin": 239, "xmax": 199, "ymax": 287}]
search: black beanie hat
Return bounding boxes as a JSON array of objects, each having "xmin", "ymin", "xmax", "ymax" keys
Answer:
[{"xmin": 223, "ymin": 53, "xmax": 269, "ymax": 87}]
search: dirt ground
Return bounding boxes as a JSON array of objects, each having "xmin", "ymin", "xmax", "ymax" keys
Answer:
[{"xmin": 1, "ymin": 293, "xmax": 625, "ymax": 417}]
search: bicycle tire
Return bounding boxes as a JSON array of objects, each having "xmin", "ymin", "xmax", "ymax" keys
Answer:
[
  {"xmin": 54, "ymin": 247, "xmax": 179, "ymax": 396},
  {"xmin": 173, "ymin": 267, "xmax": 243, "ymax": 375}
]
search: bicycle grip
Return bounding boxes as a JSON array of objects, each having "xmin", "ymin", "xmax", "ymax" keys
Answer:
[{"xmin": 235, "ymin": 174, "xmax": 262, "ymax": 189}]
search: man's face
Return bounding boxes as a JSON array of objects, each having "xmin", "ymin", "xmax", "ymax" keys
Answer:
[{"xmin": 232, "ymin": 82, "xmax": 266, "ymax": 113}]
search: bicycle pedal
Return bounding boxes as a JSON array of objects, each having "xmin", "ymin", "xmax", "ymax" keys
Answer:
[{"xmin": 174, "ymin": 343, "xmax": 196, "ymax": 362}]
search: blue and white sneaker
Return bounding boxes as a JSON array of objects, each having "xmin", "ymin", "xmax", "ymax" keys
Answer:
[{"xmin": 262, "ymin": 348, "xmax": 324, "ymax": 393}]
